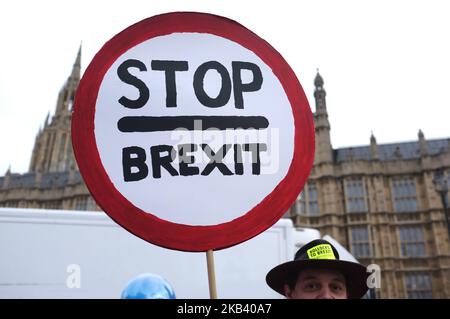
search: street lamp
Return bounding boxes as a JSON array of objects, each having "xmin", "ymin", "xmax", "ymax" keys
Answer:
[{"xmin": 432, "ymin": 170, "xmax": 450, "ymax": 242}]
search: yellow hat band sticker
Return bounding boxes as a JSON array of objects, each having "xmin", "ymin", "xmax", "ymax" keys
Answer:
[{"xmin": 306, "ymin": 244, "xmax": 336, "ymax": 260}]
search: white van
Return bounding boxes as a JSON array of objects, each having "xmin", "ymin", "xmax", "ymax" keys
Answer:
[{"xmin": 0, "ymin": 208, "xmax": 345, "ymax": 298}]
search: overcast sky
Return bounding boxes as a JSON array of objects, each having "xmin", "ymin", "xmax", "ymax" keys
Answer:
[{"xmin": 1, "ymin": 0, "xmax": 449, "ymax": 174}]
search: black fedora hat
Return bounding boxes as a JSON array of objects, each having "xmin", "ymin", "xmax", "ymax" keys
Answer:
[{"xmin": 266, "ymin": 239, "xmax": 369, "ymax": 299}]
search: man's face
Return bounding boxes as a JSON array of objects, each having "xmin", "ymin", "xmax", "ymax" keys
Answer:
[{"xmin": 283, "ymin": 268, "xmax": 348, "ymax": 299}]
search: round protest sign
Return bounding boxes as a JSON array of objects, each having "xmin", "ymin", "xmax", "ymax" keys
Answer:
[{"xmin": 72, "ymin": 12, "xmax": 314, "ymax": 251}]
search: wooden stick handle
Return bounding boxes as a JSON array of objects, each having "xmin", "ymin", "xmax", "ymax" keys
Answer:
[{"xmin": 206, "ymin": 249, "xmax": 218, "ymax": 299}]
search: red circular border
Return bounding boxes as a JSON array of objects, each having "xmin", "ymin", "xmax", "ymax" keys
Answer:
[{"xmin": 72, "ymin": 12, "xmax": 315, "ymax": 252}]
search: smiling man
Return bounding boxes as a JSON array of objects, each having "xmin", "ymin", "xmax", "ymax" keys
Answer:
[{"xmin": 266, "ymin": 239, "xmax": 369, "ymax": 299}]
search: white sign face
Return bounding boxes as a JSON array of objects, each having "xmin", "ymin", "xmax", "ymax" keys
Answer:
[{"xmin": 94, "ymin": 33, "xmax": 294, "ymax": 226}]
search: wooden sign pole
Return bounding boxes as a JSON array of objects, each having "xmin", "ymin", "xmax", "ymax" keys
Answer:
[{"xmin": 206, "ymin": 249, "xmax": 218, "ymax": 299}]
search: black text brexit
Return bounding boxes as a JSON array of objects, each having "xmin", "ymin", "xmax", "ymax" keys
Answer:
[{"xmin": 122, "ymin": 143, "xmax": 267, "ymax": 181}]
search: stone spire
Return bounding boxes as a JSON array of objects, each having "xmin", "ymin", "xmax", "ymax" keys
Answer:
[
  {"xmin": 418, "ymin": 129, "xmax": 428, "ymax": 156},
  {"xmin": 313, "ymin": 69, "xmax": 332, "ymax": 164},
  {"xmin": 55, "ymin": 46, "xmax": 81, "ymax": 115},
  {"xmin": 71, "ymin": 43, "xmax": 82, "ymax": 82},
  {"xmin": 44, "ymin": 112, "xmax": 50, "ymax": 127},
  {"xmin": 3, "ymin": 166, "xmax": 11, "ymax": 188},
  {"xmin": 314, "ymin": 69, "xmax": 327, "ymax": 116},
  {"xmin": 370, "ymin": 131, "xmax": 379, "ymax": 160}
]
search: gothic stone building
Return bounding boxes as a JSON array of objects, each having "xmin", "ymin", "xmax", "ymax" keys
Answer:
[
  {"xmin": 1, "ymin": 50, "xmax": 449, "ymax": 299},
  {"xmin": 0, "ymin": 48, "xmax": 98, "ymax": 212}
]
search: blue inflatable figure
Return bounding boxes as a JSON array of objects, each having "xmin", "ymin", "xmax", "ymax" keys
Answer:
[{"xmin": 121, "ymin": 273, "xmax": 176, "ymax": 299}]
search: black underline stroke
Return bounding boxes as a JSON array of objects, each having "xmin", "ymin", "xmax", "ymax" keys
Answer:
[{"xmin": 117, "ymin": 116, "xmax": 269, "ymax": 132}]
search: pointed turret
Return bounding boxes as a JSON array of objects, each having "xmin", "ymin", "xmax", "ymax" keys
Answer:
[
  {"xmin": 418, "ymin": 129, "xmax": 428, "ymax": 156},
  {"xmin": 3, "ymin": 165, "xmax": 11, "ymax": 188},
  {"xmin": 55, "ymin": 46, "xmax": 82, "ymax": 115},
  {"xmin": 44, "ymin": 112, "xmax": 50, "ymax": 127},
  {"xmin": 370, "ymin": 131, "xmax": 379, "ymax": 160},
  {"xmin": 314, "ymin": 69, "xmax": 328, "ymax": 115},
  {"xmin": 71, "ymin": 43, "xmax": 82, "ymax": 82},
  {"xmin": 313, "ymin": 70, "xmax": 333, "ymax": 164}
]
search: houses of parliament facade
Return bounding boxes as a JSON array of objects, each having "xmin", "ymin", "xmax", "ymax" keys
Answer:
[{"xmin": 1, "ymin": 49, "xmax": 449, "ymax": 299}]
